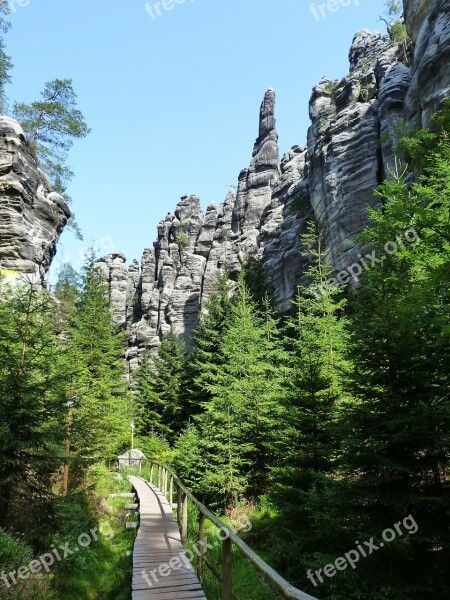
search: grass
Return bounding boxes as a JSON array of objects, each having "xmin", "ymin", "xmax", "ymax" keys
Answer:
[
  {"xmin": 0, "ymin": 464, "xmax": 136, "ymax": 600},
  {"xmin": 53, "ymin": 464, "xmax": 136, "ymax": 600},
  {"xmin": 178, "ymin": 497, "xmax": 282, "ymax": 600},
  {"xmin": 117, "ymin": 463, "xmax": 285, "ymax": 599}
]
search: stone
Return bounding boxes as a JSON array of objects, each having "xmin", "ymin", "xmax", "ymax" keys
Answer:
[
  {"xmin": 88, "ymin": 1, "xmax": 450, "ymax": 366},
  {"xmin": 0, "ymin": 117, "xmax": 70, "ymax": 284},
  {"xmin": 404, "ymin": 0, "xmax": 450, "ymax": 127}
]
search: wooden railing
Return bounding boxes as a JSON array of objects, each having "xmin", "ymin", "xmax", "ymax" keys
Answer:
[{"xmin": 142, "ymin": 461, "xmax": 318, "ymax": 600}]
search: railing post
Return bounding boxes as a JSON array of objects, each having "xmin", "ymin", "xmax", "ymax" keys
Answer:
[
  {"xmin": 164, "ymin": 469, "xmax": 168, "ymax": 497},
  {"xmin": 223, "ymin": 536, "xmax": 232, "ymax": 600},
  {"xmin": 169, "ymin": 475, "xmax": 173, "ymax": 507},
  {"xmin": 150, "ymin": 463, "xmax": 154, "ymax": 485},
  {"xmin": 177, "ymin": 485, "xmax": 182, "ymax": 528},
  {"xmin": 197, "ymin": 513, "xmax": 206, "ymax": 582},
  {"xmin": 181, "ymin": 492, "xmax": 188, "ymax": 545},
  {"xmin": 158, "ymin": 465, "xmax": 161, "ymax": 489}
]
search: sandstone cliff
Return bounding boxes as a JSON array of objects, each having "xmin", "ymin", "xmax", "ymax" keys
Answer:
[
  {"xmin": 0, "ymin": 117, "xmax": 71, "ymax": 285},
  {"xmin": 96, "ymin": 0, "xmax": 450, "ymax": 368},
  {"xmin": 0, "ymin": 1, "xmax": 447, "ymax": 366}
]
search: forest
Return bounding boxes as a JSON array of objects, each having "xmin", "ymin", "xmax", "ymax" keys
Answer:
[
  {"xmin": 0, "ymin": 1, "xmax": 449, "ymax": 599},
  {"xmin": 1, "ymin": 100, "xmax": 449, "ymax": 599}
]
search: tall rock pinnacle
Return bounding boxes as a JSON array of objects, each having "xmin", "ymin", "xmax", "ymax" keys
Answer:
[{"xmin": 231, "ymin": 89, "xmax": 280, "ymax": 254}]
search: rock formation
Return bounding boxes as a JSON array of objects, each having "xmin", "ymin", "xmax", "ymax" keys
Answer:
[
  {"xmin": 404, "ymin": 0, "xmax": 450, "ymax": 127},
  {"xmin": 307, "ymin": 29, "xmax": 410, "ymax": 272},
  {"xmin": 96, "ymin": 0, "xmax": 450, "ymax": 368},
  {"xmin": 0, "ymin": 0, "xmax": 447, "ymax": 367},
  {"xmin": 0, "ymin": 117, "xmax": 71, "ymax": 284}
]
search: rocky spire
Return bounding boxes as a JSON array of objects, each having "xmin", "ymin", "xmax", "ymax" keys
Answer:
[{"xmin": 230, "ymin": 89, "xmax": 280, "ymax": 267}]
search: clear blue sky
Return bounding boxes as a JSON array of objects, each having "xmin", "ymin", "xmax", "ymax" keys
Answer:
[{"xmin": 4, "ymin": 0, "xmax": 386, "ymax": 277}]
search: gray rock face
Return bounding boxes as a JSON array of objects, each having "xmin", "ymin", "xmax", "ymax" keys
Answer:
[
  {"xmin": 404, "ymin": 0, "xmax": 450, "ymax": 127},
  {"xmin": 98, "ymin": 0, "xmax": 449, "ymax": 364},
  {"xmin": 100, "ymin": 90, "xmax": 287, "ymax": 367},
  {"xmin": 0, "ymin": 117, "xmax": 70, "ymax": 284},
  {"xmin": 259, "ymin": 146, "xmax": 312, "ymax": 313},
  {"xmin": 307, "ymin": 31, "xmax": 409, "ymax": 272},
  {"xmin": 404, "ymin": 0, "xmax": 434, "ymax": 41}
]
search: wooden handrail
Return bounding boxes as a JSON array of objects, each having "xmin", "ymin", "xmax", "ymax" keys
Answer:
[{"xmin": 146, "ymin": 460, "xmax": 319, "ymax": 600}]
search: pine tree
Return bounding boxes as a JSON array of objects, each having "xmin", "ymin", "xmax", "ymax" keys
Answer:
[
  {"xmin": 67, "ymin": 257, "xmax": 128, "ymax": 464},
  {"xmin": 182, "ymin": 272, "xmax": 233, "ymax": 420},
  {"xmin": 14, "ymin": 79, "xmax": 90, "ymax": 192},
  {"xmin": 336, "ymin": 105, "xmax": 450, "ymax": 598},
  {"xmin": 135, "ymin": 329, "xmax": 186, "ymax": 442},
  {"xmin": 0, "ymin": 281, "xmax": 69, "ymax": 526},
  {"xmin": 199, "ymin": 275, "xmax": 283, "ymax": 509},
  {"xmin": 14, "ymin": 79, "xmax": 89, "ymax": 238},
  {"xmin": 0, "ymin": 35, "xmax": 12, "ymax": 113}
]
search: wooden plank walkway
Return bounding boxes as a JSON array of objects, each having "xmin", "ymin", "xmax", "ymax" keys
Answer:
[{"xmin": 129, "ymin": 476, "xmax": 207, "ymax": 600}]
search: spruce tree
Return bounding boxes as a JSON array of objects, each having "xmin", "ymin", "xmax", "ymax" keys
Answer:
[
  {"xmin": 274, "ymin": 222, "xmax": 349, "ymax": 507},
  {"xmin": 135, "ymin": 329, "xmax": 186, "ymax": 442},
  {"xmin": 0, "ymin": 281, "xmax": 69, "ymax": 526},
  {"xmin": 182, "ymin": 272, "xmax": 233, "ymax": 419},
  {"xmin": 67, "ymin": 257, "xmax": 128, "ymax": 464},
  {"xmin": 337, "ymin": 104, "xmax": 450, "ymax": 598},
  {"xmin": 199, "ymin": 275, "xmax": 283, "ymax": 508}
]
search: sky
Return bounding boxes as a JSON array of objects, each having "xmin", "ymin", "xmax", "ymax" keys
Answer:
[{"xmin": 4, "ymin": 0, "xmax": 387, "ymax": 278}]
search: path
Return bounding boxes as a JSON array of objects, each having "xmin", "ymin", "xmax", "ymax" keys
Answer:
[{"xmin": 129, "ymin": 475, "xmax": 207, "ymax": 600}]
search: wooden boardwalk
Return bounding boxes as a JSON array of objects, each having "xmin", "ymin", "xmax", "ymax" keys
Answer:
[{"xmin": 129, "ymin": 476, "xmax": 207, "ymax": 600}]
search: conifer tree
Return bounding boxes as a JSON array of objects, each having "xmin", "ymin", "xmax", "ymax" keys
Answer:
[
  {"xmin": 274, "ymin": 221, "xmax": 349, "ymax": 509},
  {"xmin": 135, "ymin": 329, "xmax": 186, "ymax": 442},
  {"xmin": 0, "ymin": 36, "xmax": 12, "ymax": 113},
  {"xmin": 182, "ymin": 272, "xmax": 233, "ymax": 419},
  {"xmin": 0, "ymin": 281, "xmax": 69, "ymax": 526},
  {"xmin": 68, "ymin": 257, "xmax": 128, "ymax": 463},
  {"xmin": 14, "ymin": 79, "xmax": 89, "ymax": 193},
  {"xmin": 199, "ymin": 275, "xmax": 283, "ymax": 508},
  {"xmin": 337, "ymin": 104, "xmax": 450, "ymax": 597}
]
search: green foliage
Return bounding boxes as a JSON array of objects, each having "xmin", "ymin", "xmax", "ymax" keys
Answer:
[
  {"xmin": 54, "ymin": 262, "xmax": 80, "ymax": 319},
  {"xmin": 175, "ymin": 232, "xmax": 188, "ymax": 255},
  {"xmin": 172, "ymin": 424, "xmax": 204, "ymax": 496},
  {"xmin": 241, "ymin": 256, "xmax": 274, "ymax": 311},
  {"xmin": 14, "ymin": 78, "xmax": 90, "ymax": 237},
  {"xmin": 0, "ymin": 527, "xmax": 33, "ymax": 573},
  {"xmin": 67, "ymin": 256, "xmax": 129, "ymax": 465},
  {"xmin": 134, "ymin": 329, "xmax": 186, "ymax": 442},
  {"xmin": 389, "ymin": 20, "xmax": 409, "ymax": 43},
  {"xmin": 273, "ymin": 221, "xmax": 349, "ymax": 512},
  {"xmin": 0, "ymin": 2, "xmax": 11, "ymax": 33},
  {"xmin": 0, "ymin": 282, "xmax": 69, "ymax": 526},
  {"xmin": 385, "ymin": 0, "xmax": 402, "ymax": 21},
  {"xmin": 134, "ymin": 432, "xmax": 173, "ymax": 465},
  {"xmin": 335, "ymin": 102, "xmax": 450, "ymax": 598},
  {"xmin": 182, "ymin": 272, "xmax": 233, "ymax": 417},
  {"xmin": 0, "ymin": 35, "xmax": 12, "ymax": 113},
  {"xmin": 198, "ymin": 275, "xmax": 284, "ymax": 508}
]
